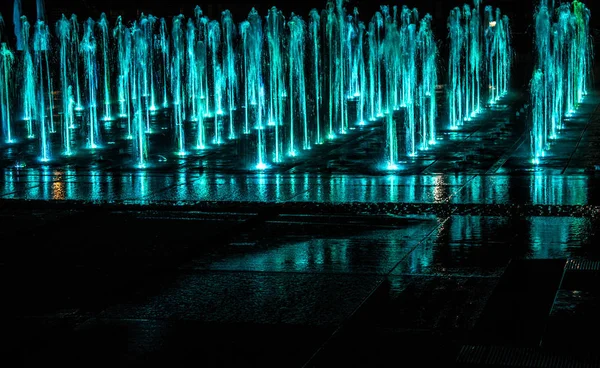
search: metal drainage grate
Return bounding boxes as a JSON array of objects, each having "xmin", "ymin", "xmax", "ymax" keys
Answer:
[
  {"xmin": 565, "ymin": 259, "xmax": 600, "ymax": 272},
  {"xmin": 456, "ymin": 345, "xmax": 600, "ymax": 367}
]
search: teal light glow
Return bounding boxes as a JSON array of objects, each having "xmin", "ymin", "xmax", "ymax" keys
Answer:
[{"xmin": 530, "ymin": 0, "xmax": 593, "ymax": 163}]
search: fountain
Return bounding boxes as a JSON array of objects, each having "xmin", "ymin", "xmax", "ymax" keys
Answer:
[
  {"xmin": 208, "ymin": 19, "xmax": 223, "ymax": 144},
  {"xmin": 0, "ymin": 3, "xmax": 528, "ymax": 171},
  {"xmin": 448, "ymin": 0, "xmax": 504, "ymax": 128},
  {"xmin": 171, "ymin": 15, "xmax": 186, "ymax": 155},
  {"xmin": 222, "ymin": 10, "xmax": 237, "ymax": 140},
  {"xmin": 530, "ymin": 0, "xmax": 593, "ymax": 163},
  {"xmin": 97, "ymin": 14, "xmax": 112, "ymax": 121},
  {"xmin": 1, "ymin": 40, "xmax": 14, "ymax": 144},
  {"xmin": 33, "ymin": 20, "xmax": 51, "ymax": 161},
  {"xmin": 20, "ymin": 17, "xmax": 36, "ymax": 138},
  {"xmin": 70, "ymin": 15, "xmax": 83, "ymax": 111},
  {"xmin": 266, "ymin": 7, "xmax": 285, "ymax": 162},
  {"xmin": 56, "ymin": 15, "xmax": 72, "ymax": 154},
  {"xmin": 418, "ymin": 14, "xmax": 438, "ymax": 150},
  {"xmin": 309, "ymin": 9, "xmax": 322, "ymax": 143},
  {"xmin": 132, "ymin": 24, "xmax": 149, "ymax": 167},
  {"xmin": 80, "ymin": 18, "xmax": 100, "ymax": 149},
  {"xmin": 485, "ymin": 6, "xmax": 511, "ymax": 104}
]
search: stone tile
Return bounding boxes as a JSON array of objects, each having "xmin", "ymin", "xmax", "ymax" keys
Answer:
[{"xmin": 100, "ymin": 272, "xmax": 382, "ymax": 326}]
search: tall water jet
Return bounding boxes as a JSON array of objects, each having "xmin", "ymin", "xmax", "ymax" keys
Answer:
[
  {"xmin": 241, "ymin": 9, "xmax": 266, "ymax": 168},
  {"xmin": 80, "ymin": 18, "xmax": 100, "ymax": 149},
  {"xmin": 308, "ymin": 9, "xmax": 322, "ymax": 143},
  {"xmin": 288, "ymin": 14, "xmax": 309, "ymax": 155},
  {"xmin": 222, "ymin": 10, "xmax": 237, "ymax": 139},
  {"xmin": 186, "ymin": 19, "xmax": 199, "ymax": 122},
  {"xmin": 98, "ymin": 14, "xmax": 112, "ymax": 121},
  {"xmin": 20, "ymin": 17, "xmax": 36, "ymax": 137},
  {"xmin": 132, "ymin": 24, "xmax": 149, "ymax": 167},
  {"xmin": 70, "ymin": 15, "xmax": 83, "ymax": 111},
  {"xmin": 324, "ymin": 4, "xmax": 337, "ymax": 138},
  {"xmin": 266, "ymin": 7, "xmax": 285, "ymax": 162},
  {"xmin": 367, "ymin": 11, "xmax": 383, "ymax": 120},
  {"xmin": 36, "ymin": 0, "xmax": 45, "ymax": 21},
  {"xmin": 417, "ymin": 14, "xmax": 438, "ymax": 150},
  {"xmin": 1, "ymin": 42, "xmax": 14, "ymax": 143},
  {"xmin": 208, "ymin": 19, "xmax": 223, "ymax": 144},
  {"xmin": 143, "ymin": 15, "xmax": 157, "ymax": 111},
  {"xmin": 171, "ymin": 15, "xmax": 186, "ymax": 155},
  {"xmin": 14, "ymin": 0, "xmax": 23, "ymax": 50},
  {"xmin": 159, "ymin": 18, "xmax": 169, "ymax": 108},
  {"xmin": 400, "ymin": 7, "xmax": 417, "ymax": 156},
  {"xmin": 485, "ymin": 7, "xmax": 511, "ymax": 104},
  {"xmin": 197, "ymin": 12, "xmax": 210, "ymax": 118},
  {"xmin": 448, "ymin": 8, "xmax": 464, "ymax": 129},
  {"xmin": 356, "ymin": 19, "xmax": 367, "ymax": 126},
  {"xmin": 530, "ymin": 0, "xmax": 593, "ymax": 163},
  {"xmin": 33, "ymin": 20, "xmax": 51, "ymax": 161},
  {"xmin": 470, "ymin": 0, "xmax": 482, "ymax": 114},
  {"xmin": 335, "ymin": 0, "xmax": 347, "ymax": 134},
  {"xmin": 114, "ymin": 16, "xmax": 131, "ymax": 135},
  {"xmin": 383, "ymin": 38, "xmax": 398, "ymax": 170},
  {"xmin": 56, "ymin": 15, "xmax": 73, "ymax": 154},
  {"xmin": 136, "ymin": 16, "xmax": 152, "ymax": 134},
  {"xmin": 530, "ymin": 69, "xmax": 545, "ymax": 163}
]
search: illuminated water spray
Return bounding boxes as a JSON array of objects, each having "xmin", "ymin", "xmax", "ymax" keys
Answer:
[
  {"xmin": 208, "ymin": 20, "xmax": 223, "ymax": 144},
  {"xmin": 97, "ymin": 14, "xmax": 111, "ymax": 121},
  {"xmin": 1, "ymin": 41, "xmax": 14, "ymax": 144},
  {"xmin": 485, "ymin": 6, "xmax": 511, "ymax": 104},
  {"xmin": 400, "ymin": 7, "xmax": 417, "ymax": 157},
  {"xmin": 222, "ymin": 10, "xmax": 237, "ymax": 140},
  {"xmin": 186, "ymin": 19, "xmax": 198, "ymax": 122},
  {"xmin": 20, "ymin": 17, "xmax": 36, "ymax": 137},
  {"xmin": 309, "ymin": 9, "xmax": 322, "ymax": 143},
  {"xmin": 114, "ymin": 16, "xmax": 131, "ymax": 137},
  {"xmin": 367, "ymin": 11, "xmax": 383, "ymax": 120},
  {"xmin": 418, "ymin": 14, "xmax": 438, "ymax": 150},
  {"xmin": 356, "ymin": 19, "xmax": 367, "ymax": 126},
  {"xmin": 448, "ymin": 1, "xmax": 491, "ymax": 128},
  {"xmin": 33, "ymin": 20, "xmax": 51, "ymax": 161},
  {"xmin": 266, "ymin": 7, "xmax": 284, "ymax": 162},
  {"xmin": 70, "ymin": 15, "xmax": 83, "ymax": 111},
  {"xmin": 241, "ymin": 9, "xmax": 267, "ymax": 169},
  {"xmin": 324, "ymin": 4, "xmax": 336, "ymax": 138},
  {"xmin": 56, "ymin": 15, "xmax": 72, "ymax": 154},
  {"xmin": 530, "ymin": 0, "xmax": 593, "ymax": 163},
  {"xmin": 143, "ymin": 15, "xmax": 157, "ymax": 112},
  {"xmin": 132, "ymin": 24, "xmax": 149, "ymax": 167},
  {"xmin": 80, "ymin": 18, "xmax": 100, "ymax": 149},
  {"xmin": 288, "ymin": 14, "xmax": 309, "ymax": 155},
  {"xmin": 171, "ymin": 15, "xmax": 186, "ymax": 155},
  {"xmin": 159, "ymin": 18, "xmax": 169, "ymax": 108}
]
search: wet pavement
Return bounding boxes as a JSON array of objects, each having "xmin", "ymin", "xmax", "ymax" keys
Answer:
[{"xmin": 2, "ymin": 93, "xmax": 600, "ymax": 367}]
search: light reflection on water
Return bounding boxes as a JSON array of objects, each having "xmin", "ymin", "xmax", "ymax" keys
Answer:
[{"xmin": 0, "ymin": 169, "xmax": 598, "ymax": 206}]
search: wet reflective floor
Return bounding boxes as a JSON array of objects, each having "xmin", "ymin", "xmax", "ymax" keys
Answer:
[{"xmin": 2, "ymin": 93, "xmax": 600, "ymax": 367}]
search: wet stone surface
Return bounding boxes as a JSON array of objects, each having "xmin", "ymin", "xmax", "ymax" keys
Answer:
[{"xmin": 2, "ymin": 94, "xmax": 600, "ymax": 366}]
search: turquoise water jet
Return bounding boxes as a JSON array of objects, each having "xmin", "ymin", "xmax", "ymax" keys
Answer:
[
  {"xmin": 33, "ymin": 20, "xmax": 51, "ymax": 161},
  {"xmin": 20, "ymin": 17, "xmax": 36, "ymax": 138},
  {"xmin": 530, "ymin": 0, "xmax": 593, "ymax": 163},
  {"xmin": 171, "ymin": 15, "xmax": 186, "ymax": 155},
  {"xmin": 56, "ymin": 15, "xmax": 72, "ymax": 154},
  {"xmin": 222, "ymin": 10, "xmax": 237, "ymax": 140},
  {"xmin": 98, "ymin": 14, "xmax": 112, "ymax": 121},
  {"xmin": 1, "ymin": 41, "xmax": 14, "ymax": 144},
  {"xmin": 80, "ymin": 18, "xmax": 100, "ymax": 149}
]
